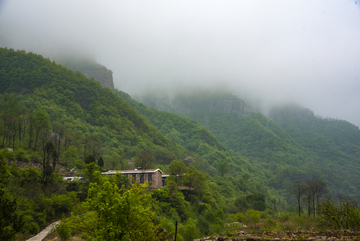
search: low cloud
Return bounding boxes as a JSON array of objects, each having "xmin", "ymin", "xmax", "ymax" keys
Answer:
[{"xmin": 1, "ymin": 0, "xmax": 360, "ymax": 126}]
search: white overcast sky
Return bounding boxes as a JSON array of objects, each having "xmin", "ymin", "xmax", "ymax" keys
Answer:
[{"xmin": 1, "ymin": 0, "xmax": 360, "ymax": 126}]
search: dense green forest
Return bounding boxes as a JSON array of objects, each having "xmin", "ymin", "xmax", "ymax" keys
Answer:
[
  {"xmin": 269, "ymin": 104, "xmax": 360, "ymax": 198},
  {"xmin": 0, "ymin": 47, "xmax": 187, "ymax": 164},
  {"xmin": 0, "ymin": 48, "xmax": 279, "ymax": 240},
  {"xmin": 1, "ymin": 48, "xmax": 359, "ymax": 240},
  {"xmin": 136, "ymin": 91, "xmax": 360, "ymax": 199}
]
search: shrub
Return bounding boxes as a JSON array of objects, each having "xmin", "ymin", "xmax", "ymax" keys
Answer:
[
  {"xmin": 263, "ymin": 218, "xmax": 277, "ymax": 230},
  {"xmin": 318, "ymin": 199, "xmax": 360, "ymax": 231},
  {"xmin": 15, "ymin": 148, "xmax": 29, "ymax": 162},
  {"xmin": 247, "ymin": 209, "xmax": 261, "ymax": 223},
  {"xmin": 234, "ymin": 212, "xmax": 248, "ymax": 224},
  {"xmin": 57, "ymin": 222, "xmax": 71, "ymax": 241}
]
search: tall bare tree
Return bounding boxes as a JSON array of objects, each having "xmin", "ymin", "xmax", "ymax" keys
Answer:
[
  {"xmin": 306, "ymin": 179, "xmax": 328, "ymax": 217},
  {"xmin": 290, "ymin": 180, "xmax": 306, "ymax": 217}
]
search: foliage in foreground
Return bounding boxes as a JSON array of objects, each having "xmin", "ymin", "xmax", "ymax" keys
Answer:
[
  {"xmin": 318, "ymin": 199, "xmax": 360, "ymax": 231},
  {"xmin": 63, "ymin": 179, "xmax": 162, "ymax": 241}
]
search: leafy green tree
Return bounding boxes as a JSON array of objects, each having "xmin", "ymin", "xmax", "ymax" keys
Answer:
[
  {"xmin": 98, "ymin": 156, "xmax": 104, "ymax": 169},
  {"xmin": 234, "ymin": 196, "xmax": 249, "ymax": 212},
  {"xmin": 0, "ymin": 188, "xmax": 24, "ymax": 241},
  {"xmin": 32, "ymin": 109, "xmax": 50, "ymax": 151},
  {"xmin": 247, "ymin": 209, "xmax": 261, "ymax": 224},
  {"xmin": 183, "ymin": 166, "xmax": 206, "ymax": 194},
  {"xmin": 63, "ymin": 146, "xmax": 78, "ymax": 167},
  {"xmin": 178, "ymin": 218, "xmax": 199, "ymax": 241},
  {"xmin": 0, "ymin": 159, "xmax": 12, "ymax": 187},
  {"xmin": 168, "ymin": 160, "xmax": 187, "ymax": 186},
  {"xmin": 52, "ymin": 150, "xmax": 58, "ymax": 170},
  {"xmin": 17, "ymin": 167, "xmax": 41, "ymax": 187},
  {"xmin": 134, "ymin": 149, "xmax": 155, "ymax": 169},
  {"xmin": 216, "ymin": 159, "xmax": 230, "ymax": 177},
  {"xmin": 84, "ymin": 162, "xmax": 101, "ymax": 183},
  {"xmin": 82, "ymin": 135, "xmax": 102, "ymax": 160},
  {"xmin": 52, "ymin": 122, "xmax": 68, "ymax": 165},
  {"xmin": 65, "ymin": 181, "xmax": 161, "ymax": 240},
  {"xmin": 84, "ymin": 154, "xmax": 96, "ymax": 164},
  {"xmin": 246, "ymin": 193, "xmax": 266, "ymax": 211},
  {"xmin": 56, "ymin": 222, "xmax": 71, "ymax": 241}
]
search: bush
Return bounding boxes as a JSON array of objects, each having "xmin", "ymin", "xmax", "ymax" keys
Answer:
[
  {"xmin": 178, "ymin": 218, "xmax": 199, "ymax": 241},
  {"xmin": 15, "ymin": 148, "xmax": 29, "ymax": 162},
  {"xmin": 57, "ymin": 222, "xmax": 71, "ymax": 241},
  {"xmin": 247, "ymin": 209, "xmax": 261, "ymax": 223},
  {"xmin": 263, "ymin": 218, "xmax": 277, "ymax": 230},
  {"xmin": 318, "ymin": 199, "xmax": 360, "ymax": 231},
  {"xmin": 0, "ymin": 148, "xmax": 14, "ymax": 160},
  {"xmin": 279, "ymin": 212, "xmax": 290, "ymax": 222},
  {"xmin": 234, "ymin": 212, "xmax": 248, "ymax": 224}
]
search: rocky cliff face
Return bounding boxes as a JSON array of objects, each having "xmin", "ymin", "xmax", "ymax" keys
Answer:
[
  {"xmin": 54, "ymin": 57, "xmax": 114, "ymax": 88},
  {"xmin": 81, "ymin": 68, "xmax": 114, "ymax": 89}
]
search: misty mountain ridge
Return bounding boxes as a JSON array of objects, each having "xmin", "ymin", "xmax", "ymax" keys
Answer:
[
  {"xmin": 135, "ymin": 90, "xmax": 248, "ymax": 115},
  {"xmin": 2, "ymin": 47, "xmax": 359, "ymax": 199},
  {"xmin": 136, "ymin": 90, "xmax": 360, "ymax": 198}
]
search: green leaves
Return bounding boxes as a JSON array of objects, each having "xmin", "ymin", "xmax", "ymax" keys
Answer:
[
  {"xmin": 0, "ymin": 188, "xmax": 24, "ymax": 241},
  {"xmin": 67, "ymin": 181, "xmax": 160, "ymax": 240},
  {"xmin": 318, "ymin": 199, "xmax": 360, "ymax": 231}
]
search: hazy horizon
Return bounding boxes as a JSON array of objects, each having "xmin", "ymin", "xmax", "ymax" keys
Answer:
[{"xmin": 1, "ymin": 0, "xmax": 360, "ymax": 126}]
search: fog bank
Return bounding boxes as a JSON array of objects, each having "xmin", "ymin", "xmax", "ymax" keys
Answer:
[{"xmin": 1, "ymin": 0, "xmax": 360, "ymax": 126}]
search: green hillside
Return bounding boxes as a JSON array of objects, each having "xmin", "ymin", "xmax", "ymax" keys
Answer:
[
  {"xmin": 115, "ymin": 90, "xmax": 276, "ymax": 205},
  {"xmin": 0, "ymin": 48, "xmax": 185, "ymax": 164},
  {"xmin": 269, "ymin": 104, "xmax": 360, "ymax": 197},
  {"xmin": 2, "ymin": 48, "xmax": 358, "ymax": 239},
  {"xmin": 0, "ymin": 48, "xmax": 282, "ymax": 239},
  {"xmin": 136, "ymin": 90, "xmax": 360, "ymax": 198}
]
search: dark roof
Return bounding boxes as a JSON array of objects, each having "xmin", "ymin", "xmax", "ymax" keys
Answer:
[{"xmin": 102, "ymin": 168, "xmax": 163, "ymax": 175}]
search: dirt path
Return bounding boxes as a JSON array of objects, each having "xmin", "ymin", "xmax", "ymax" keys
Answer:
[{"xmin": 26, "ymin": 221, "xmax": 59, "ymax": 241}]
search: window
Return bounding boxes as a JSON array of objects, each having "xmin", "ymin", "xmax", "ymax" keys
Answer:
[
  {"xmin": 148, "ymin": 173, "xmax": 152, "ymax": 183},
  {"xmin": 132, "ymin": 173, "xmax": 136, "ymax": 183},
  {"xmin": 140, "ymin": 173, "xmax": 144, "ymax": 183}
]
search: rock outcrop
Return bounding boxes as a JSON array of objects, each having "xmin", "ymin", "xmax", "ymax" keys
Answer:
[
  {"xmin": 81, "ymin": 67, "xmax": 114, "ymax": 88},
  {"xmin": 55, "ymin": 57, "xmax": 114, "ymax": 88}
]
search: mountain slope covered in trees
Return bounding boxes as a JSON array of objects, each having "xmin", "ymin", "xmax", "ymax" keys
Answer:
[
  {"xmin": 0, "ymin": 47, "xmax": 186, "ymax": 165},
  {"xmin": 0, "ymin": 48, "xmax": 281, "ymax": 239},
  {"xmin": 115, "ymin": 89, "xmax": 276, "ymax": 206},
  {"xmin": 269, "ymin": 104, "xmax": 360, "ymax": 197},
  {"xmin": 2, "ymin": 48, "xmax": 358, "ymax": 239},
  {"xmin": 136, "ymin": 90, "xmax": 360, "ymax": 198}
]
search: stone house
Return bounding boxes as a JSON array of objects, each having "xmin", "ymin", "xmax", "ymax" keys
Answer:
[{"xmin": 102, "ymin": 169, "xmax": 164, "ymax": 189}]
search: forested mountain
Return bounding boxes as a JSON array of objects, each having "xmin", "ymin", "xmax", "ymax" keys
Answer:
[
  {"xmin": 2, "ymin": 47, "xmax": 358, "ymax": 240},
  {"xmin": 0, "ymin": 48, "xmax": 191, "ymax": 166},
  {"xmin": 0, "ymin": 48, "xmax": 278, "ymax": 239},
  {"xmin": 136, "ymin": 91, "xmax": 360, "ymax": 199},
  {"xmin": 269, "ymin": 104, "xmax": 360, "ymax": 197},
  {"xmin": 115, "ymin": 90, "xmax": 275, "ymax": 205}
]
